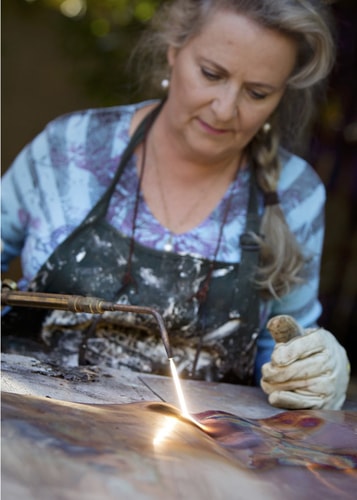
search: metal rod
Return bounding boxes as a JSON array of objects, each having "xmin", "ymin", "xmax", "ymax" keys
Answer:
[{"xmin": 1, "ymin": 286, "xmax": 173, "ymax": 359}]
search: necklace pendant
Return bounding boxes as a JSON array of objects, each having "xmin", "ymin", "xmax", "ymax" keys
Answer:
[{"xmin": 163, "ymin": 234, "xmax": 174, "ymax": 252}]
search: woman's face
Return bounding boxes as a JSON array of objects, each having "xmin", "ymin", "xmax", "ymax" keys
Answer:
[{"xmin": 164, "ymin": 10, "xmax": 297, "ymax": 164}]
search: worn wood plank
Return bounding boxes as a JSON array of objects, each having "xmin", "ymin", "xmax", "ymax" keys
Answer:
[
  {"xmin": 1, "ymin": 353, "xmax": 159, "ymax": 404},
  {"xmin": 2, "ymin": 353, "xmax": 356, "ymax": 416}
]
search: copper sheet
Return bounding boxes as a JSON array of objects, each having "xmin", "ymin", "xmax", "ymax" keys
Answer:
[{"xmin": 2, "ymin": 392, "xmax": 356, "ymax": 500}]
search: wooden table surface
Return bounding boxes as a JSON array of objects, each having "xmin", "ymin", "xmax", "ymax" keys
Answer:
[
  {"xmin": 1, "ymin": 353, "xmax": 284, "ymax": 417},
  {"xmin": 2, "ymin": 353, "xmax": 356, "ymax": 415}
]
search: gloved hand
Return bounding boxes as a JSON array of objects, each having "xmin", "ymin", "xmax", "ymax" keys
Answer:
[{"xmin": 261, "ymin": 316, "xmax": 350, "ymax": 410}]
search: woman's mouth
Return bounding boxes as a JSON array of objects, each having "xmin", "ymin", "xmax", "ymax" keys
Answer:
[{"xmin": 197, "ymin": 118, "xmax": 231, "ymax": 135}]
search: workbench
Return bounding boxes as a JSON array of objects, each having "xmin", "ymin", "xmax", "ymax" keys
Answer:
[{"xmin": 2, "ymin": 353, "xmax": 357, "ymax": 499}]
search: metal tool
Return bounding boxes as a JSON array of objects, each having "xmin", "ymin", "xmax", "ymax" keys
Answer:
[{"xmin": 1, "ymin": 280, "xmax": 173, "ymax": 359}]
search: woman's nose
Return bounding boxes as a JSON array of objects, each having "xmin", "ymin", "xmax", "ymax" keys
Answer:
[{"xmin": 211, "ymin": 86, "xmax": 238, "ymax": 121}]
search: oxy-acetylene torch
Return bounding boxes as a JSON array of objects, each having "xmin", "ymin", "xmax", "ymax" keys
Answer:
[{"xmin": 1, "ymin": 279, "xmax": 173, "ymax": 359}]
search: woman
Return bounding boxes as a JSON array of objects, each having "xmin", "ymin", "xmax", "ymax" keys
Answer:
[{"xmin": 1, "ymin": 0, "xmax": 350, "ymax": 409}]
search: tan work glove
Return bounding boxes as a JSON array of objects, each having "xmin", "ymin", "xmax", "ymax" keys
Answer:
[{"xmin": 260, "ymin": 315, "xmax": 350, "ymax": 410}]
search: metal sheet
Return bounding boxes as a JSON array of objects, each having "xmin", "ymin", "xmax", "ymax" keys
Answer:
[{"xmin": 2, "ymin": 392, "xmax": 356, "ymax": 500}]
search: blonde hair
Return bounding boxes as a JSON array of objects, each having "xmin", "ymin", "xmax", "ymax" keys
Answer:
[{"xmin": 133, "ymin": 0, "xmax": 336, "ymax": 298}]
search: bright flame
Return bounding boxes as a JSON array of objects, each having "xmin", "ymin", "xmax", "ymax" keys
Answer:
[
  {"xmin": 170, "ymin": 358, "xmax": 190, "ymax": 418},
  {"xmin": 153, "ymin": 359, "xmax": 205, "ymax": 447}
]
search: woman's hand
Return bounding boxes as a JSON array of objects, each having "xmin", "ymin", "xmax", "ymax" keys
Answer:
[{"xmin": 260, "ymin": 319, "xmax": 350, "ymax": 410}]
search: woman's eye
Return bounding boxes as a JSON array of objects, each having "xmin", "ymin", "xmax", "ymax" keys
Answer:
[
  {"xmin": 201, "ymin": 67, "xmax": 220, "ymax": 81},
  {"xmin": 248, "ymin": 89, "xmax": 268, "ymax": 100}
]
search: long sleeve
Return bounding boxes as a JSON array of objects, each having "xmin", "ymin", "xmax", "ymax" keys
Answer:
[
  {"xmin": 270, "ymin": 152, "xmax": 325, "ymax": 328},
  {"xmin": 1, "ymin": 104, "xmax": 136, "ymax": 282}
]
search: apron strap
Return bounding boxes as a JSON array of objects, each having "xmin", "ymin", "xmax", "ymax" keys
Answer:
[
  {"xmin": 238, "ymin": 166, "xmax": 261, "ymax": 337},
  {"xmin": 223, "ymin": 167, "xmax": 261, "ymax": 383},
  {"xmin": 82, "ymin": 100, "xmax": 165, "ymax": 223}
]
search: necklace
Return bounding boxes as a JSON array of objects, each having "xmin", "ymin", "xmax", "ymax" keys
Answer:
[
  {"xmin": 124, "ymin": 108, "xmax": 243, "ymax": 278},
  {"xmin": 154, "ymin": 156, "xmax": 239, "ymax": 253}
]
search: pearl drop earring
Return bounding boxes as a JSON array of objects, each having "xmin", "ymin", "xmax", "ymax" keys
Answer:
[
  {"xmin": 161, "ymin": 78, "xmax": 170, "ymax": 90},
  {"xmin": 262, "ymin": 122, "xmax": 271, "ymax": 133}
]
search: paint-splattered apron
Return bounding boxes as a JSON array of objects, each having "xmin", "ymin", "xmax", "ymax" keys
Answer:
[{"xmin": 4, "ymin": 104, "xmax": 262, "ymax": 384}]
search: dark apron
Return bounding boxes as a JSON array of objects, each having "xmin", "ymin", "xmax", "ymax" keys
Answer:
[{"xmin": 2, "ymin": 103, "xmax": 262, "ymax": 384}]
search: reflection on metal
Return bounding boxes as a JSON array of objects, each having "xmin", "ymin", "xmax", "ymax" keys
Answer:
[
  {"xmin": 153, "ymin": 415, "xmax": 178, "ymax": 447},
  {"xmin": 196, "ymin": 409, "xmax": 357, "ymax": 471},
  {"xmin": 2, "ymin": 392, "xmax": 356, "ymax": 499}
]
